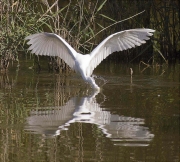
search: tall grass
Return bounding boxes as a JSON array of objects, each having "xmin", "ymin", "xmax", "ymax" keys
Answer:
[
  {"xmin": 150, "ymin": 0, "xmax": 180, "ymax": 63},
  {"xmin": 105, "ymin": 0, "xmax": 180, "ymax": 63},
  {"xmin": 0, "ymin": 0, "xmax": 179, "ymax": 71},
  {"xmin": 0, "ymin": 0, "xmax": 116, "ymax": 71},
  {"xmin": 0, "ymin": 0, "xmax": 49, "ymax": 70}
]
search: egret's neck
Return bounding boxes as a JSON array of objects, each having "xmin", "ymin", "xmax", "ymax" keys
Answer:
[{"xmin": 87, "ymin": 77, "xmax": 100, "ymax": 90}]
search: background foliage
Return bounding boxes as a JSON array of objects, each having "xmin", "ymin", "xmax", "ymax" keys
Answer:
[{"xmin": 0, "ymin": 0, "xmax": 179, "ymax": 70}]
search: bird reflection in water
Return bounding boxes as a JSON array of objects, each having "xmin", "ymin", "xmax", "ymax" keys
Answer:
[{"xmin": 25, "ymin": 89, "xmax": 154, "ymax": 146}]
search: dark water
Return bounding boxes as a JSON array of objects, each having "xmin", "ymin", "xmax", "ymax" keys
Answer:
[{"xmin": 0, "ymin": 60, "xmax": 179, "ymax": 162}]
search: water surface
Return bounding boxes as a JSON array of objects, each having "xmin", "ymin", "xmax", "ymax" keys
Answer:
[{"xmin": 0, "ymin": 60, "xmax": 179, "ymax": 162}]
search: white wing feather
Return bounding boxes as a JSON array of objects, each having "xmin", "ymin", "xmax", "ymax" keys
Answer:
[
  {"xmin": 87, "ymin": 29, "xmax": 155, "ymax": 76},
  {"xmin": 25, "ymin": 33, "xmax": 77, "ymax": 70}
]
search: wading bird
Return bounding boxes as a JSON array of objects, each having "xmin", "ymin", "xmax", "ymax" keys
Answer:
[{"xmin": 25, "ymin": 29, "xmax": 155, "ymax": 90}]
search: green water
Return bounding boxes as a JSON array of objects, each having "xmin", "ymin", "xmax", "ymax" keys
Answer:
[{"xmin": 0, "ymin": 60, "xmax": 179, "ymax": 162}]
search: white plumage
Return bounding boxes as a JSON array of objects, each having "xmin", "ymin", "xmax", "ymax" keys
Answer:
[{"xmin": 25, "ymin": 28, "xmax": 155, "ymax": 89}]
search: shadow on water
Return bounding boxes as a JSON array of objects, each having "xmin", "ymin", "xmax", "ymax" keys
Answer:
[{"xmin": 25, "ymin": 89, "xmax": 154, "ymax": 147}]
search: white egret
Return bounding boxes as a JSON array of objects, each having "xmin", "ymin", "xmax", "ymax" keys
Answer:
[{"xmin": 25, "ymin": 28, "xmax": 155, "ymax": 89}]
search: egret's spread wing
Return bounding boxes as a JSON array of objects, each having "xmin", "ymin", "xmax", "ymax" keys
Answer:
[
  {"xmin": 88, "ymin": 29, "xmax": 155, "ymax": 76},
  {"xmin": 25, "ymin": 33, "xmax": 77, "ymax": 70}
]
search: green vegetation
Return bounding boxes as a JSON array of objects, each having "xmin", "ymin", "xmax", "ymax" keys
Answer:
[
  {"xmin": 0, "ymin": 0, "xmax": 179, "ymax": 71},
  {"xmin": 0, "ymin": 1, "xmax": 179, "ymax": 161}
]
